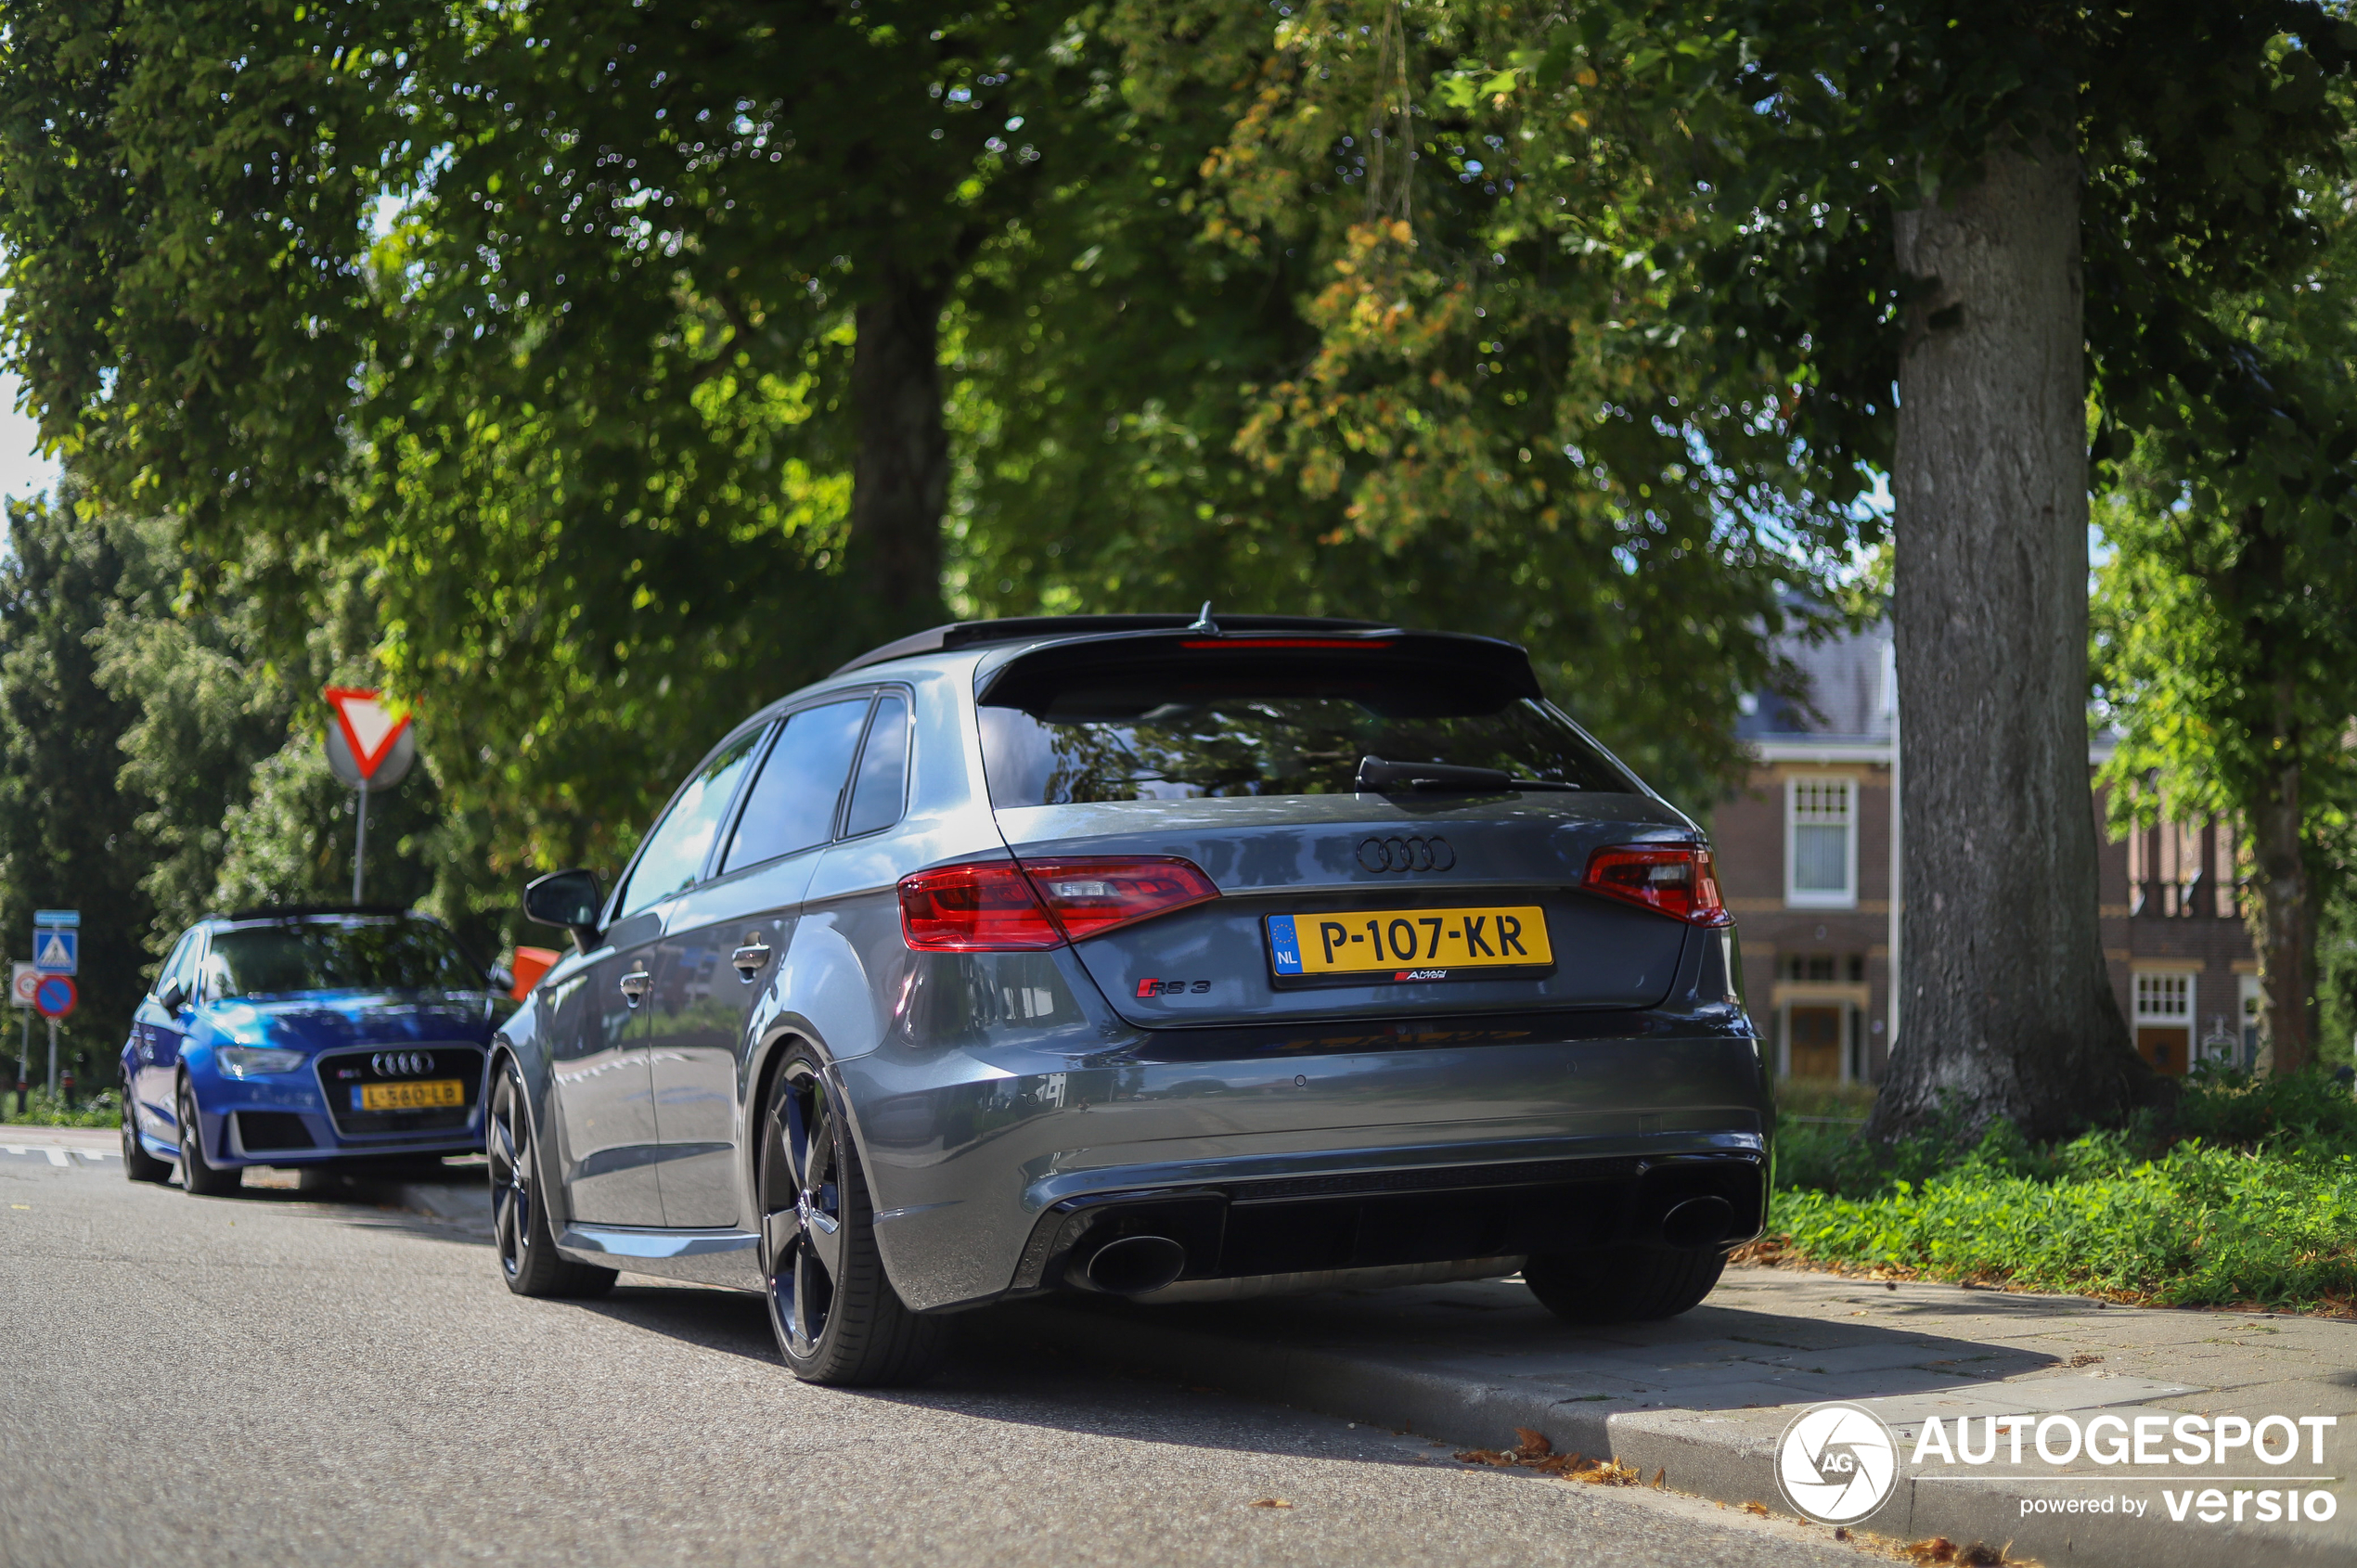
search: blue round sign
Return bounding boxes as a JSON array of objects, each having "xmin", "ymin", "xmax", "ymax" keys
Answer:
[{"xmin": 33, "ymin": 975, "xmax": 75, "ymax": 1019}]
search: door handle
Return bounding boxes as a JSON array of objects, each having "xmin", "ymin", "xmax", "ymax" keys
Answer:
[
  {"xmin": 618, "ymin": 968, "xmax": 652, "ymax": 1008},
  {"xmin": 731, "ymin": 938, "xmax": 773, "ymax": 983}
]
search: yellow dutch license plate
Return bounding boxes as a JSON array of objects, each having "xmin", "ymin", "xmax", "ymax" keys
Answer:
[
  {"xmin": 1265, "ymin": 906, "xmax": 1552, "ymax": 981},
  {"xmin": 357, "ymin": 1079, "xmax": 465, "ymax": 1112}
]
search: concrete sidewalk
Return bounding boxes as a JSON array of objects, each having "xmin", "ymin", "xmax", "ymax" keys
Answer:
[
  {"xmin": 1006, "ymin": 1266, "xmax": 2355, "ymax": 1567},
  {"xmin": 278, "ymin": 1163, "xmax": 2357, "ymax": 1565}
]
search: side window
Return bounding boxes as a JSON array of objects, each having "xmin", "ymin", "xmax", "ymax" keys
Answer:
[
  {"xmin": 614, "ymin": 730, "xmax": 764, "ymax": 919},
  {"xmin": 843, "ymin": 694, "xmax": 910, "ymax": 838},
  {"xmin": 197, "ymin": 949, "xmax": 234, "ymax": 1005},
  {"xmin": 722, "ymin": 698, "xmax": 870, "ymax": 873},
  {"xmin": 154, "ymin": 932, "xmax": 197, "ymax": 1000}
]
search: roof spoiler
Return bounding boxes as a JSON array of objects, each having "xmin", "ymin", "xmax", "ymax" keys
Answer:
[
  {"xmin": 831, "ymin": 613, "xmax": 1397, "ymax": 677},
  {"xmin": 973, "ymin": 625, "xmax": 1542, "ymax": 714}
]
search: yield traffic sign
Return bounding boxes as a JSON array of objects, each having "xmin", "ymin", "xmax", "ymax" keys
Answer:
[
  {"xmin": 323, "ymin": 688, "xmax": 415, "ymax": 782},
  {"xmin": 33, "ymin": 975, "xmax": 74, "ymax": 1019},
  {"xmin": 32, "ymin": 928, "xmax": 76, "ymax": 975}
]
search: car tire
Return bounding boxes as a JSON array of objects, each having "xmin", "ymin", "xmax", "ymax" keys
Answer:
[
  {"xmin": 1523, "ymin": 1245, "xmax": 1727, "ymax": 1324},
  {"xmin": 122, "ymin": 1083, "xmax": 174, "ymax": 1184},
  {"xmin": 757, "ymin": 1053, "xmax": 942, "ymax": 1386},
  {"xmin": 487, "ymin": 1059, "xmax": 616, "ymax": 1299},
  {"xmin": 175, "ymin": 1078, "xmax": 243, "ymax": 1198}
]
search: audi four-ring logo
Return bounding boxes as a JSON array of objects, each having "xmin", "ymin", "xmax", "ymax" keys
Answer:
[
  {"xmin": 1356, "ymin": 835, "xmax": 1456, "ymax": 873},
  {"xmin": 372, "ymin": 1051, "xmax": 434, "ymax": 1077}
]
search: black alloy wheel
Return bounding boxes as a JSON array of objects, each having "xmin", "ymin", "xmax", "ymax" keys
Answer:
[
  {"xmin": 487, "ymin": 1059, "xmax": 614, "ymax": 1298},
  {"xmin": 121, "ymin": 1080, "xmax": 173, "ymax": 1184},
  {"xmin": 757, "ymin": 1055, "xmax": 941, "ymax": 1386},
  {"xmin": 175, "ymin": 1078, "xmax": 242, "ymax": 1197}
]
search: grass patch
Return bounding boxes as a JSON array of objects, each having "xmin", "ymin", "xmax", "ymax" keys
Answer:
[
  {"xmin": 0, "ymin": 1087, "xmax": 122, "ymax": 1128},
  {"xmin": 1758, "ymin": 1069, "xmax": 2357, "ymax": 1314}
]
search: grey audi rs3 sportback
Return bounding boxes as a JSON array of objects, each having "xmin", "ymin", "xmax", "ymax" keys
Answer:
[{"xmin": 489, "ymin": 612, "xmax": 1769, "ymax": 1385}]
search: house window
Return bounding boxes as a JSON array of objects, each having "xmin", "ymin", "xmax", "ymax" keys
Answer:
[
  {"xmin": 2132, "ymin": 970, "xmax": 2196, "ymax": 1079},
  {"xmin": 2134, "ymin": 972, "xmax": 2192, "ymax": 1022},
  {"xmin": 1785, "ymin": 776, "xmax": 1857, "ymax": 908}
]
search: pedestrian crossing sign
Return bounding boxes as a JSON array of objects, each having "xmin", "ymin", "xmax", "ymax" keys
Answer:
[{"xmin": 32, "ymin": 929, "xmax": 76, "ymax": 975}]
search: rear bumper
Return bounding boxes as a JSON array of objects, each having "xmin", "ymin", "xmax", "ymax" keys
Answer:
[
  {"xmin": 843, "ymin": 1007, "xmax": 1770, "ymax": 1312},
  {"xmin": 1004, "ymin": 1144, "xmax": 1763, "ymax": 1305}
]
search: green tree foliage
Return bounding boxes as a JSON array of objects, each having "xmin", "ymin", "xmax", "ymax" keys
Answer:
[
  {"xmin": 0, "ymin": 489, "xmax": 508, "ymax": 1088},
  {"xmin": 1290, "ymin": 0, "xmax": 2357, "ymax": 1128},
  {"xmin": 2093, "ymin": 184, "xmax": 2357, "ymax": 1071},
  {"xmin": 0, "ymin": 0, "xmax": 1101, "ymax": 873},
  {"xmin": 0, "ymin": 490, "xmax": 157, "ymax": 1084},
  {"xmin": 951, "ymin": 1, "xmax": 1857, "ymax": 801},
  {"xmin": 0, "ymin": 0, "xmax": 1886, "ymax": 871},
  {"xmin": 88, "ymin": 514, "xmax": 295, "ymax": 939}
]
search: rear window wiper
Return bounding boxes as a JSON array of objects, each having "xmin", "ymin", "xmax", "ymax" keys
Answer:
[{"xmin": 1355, "ymin": 756, "xmax": 1580, "ymax": 793}]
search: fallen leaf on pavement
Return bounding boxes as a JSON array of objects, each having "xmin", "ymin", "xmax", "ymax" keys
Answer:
[
  {"xmin": 1248, "ymin": 1498, "xmax": 1294, "ymax": 1510},
  {"xmin": 1903, "ymin": 1538, "xmax": 2020, "ymax": 1565},
  {"xmin": 1452, "ymin": 1437, "xmax": 1639, "ymax": 1486}
]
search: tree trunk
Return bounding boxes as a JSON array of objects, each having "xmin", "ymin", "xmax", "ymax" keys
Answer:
[
  {"xmin": 2248, "ymin": 685, "xmax": 2317, "ymax": 1073},
  {"xmin": 846, "ymin": 264, "xmax": 950, "ymax": 641},
  {"xmin": 1871, "ymin": 143, "xmax": 2154, "ymax": 1143}
]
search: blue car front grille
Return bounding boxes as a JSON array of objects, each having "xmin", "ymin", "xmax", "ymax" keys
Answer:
[{"xmin": 312, "ymin": 1044, "xmax": 487, "ymax": 1138}]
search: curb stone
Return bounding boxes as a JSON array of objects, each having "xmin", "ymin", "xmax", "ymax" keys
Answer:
[{"xmin": 1002, "ymin": 1281, "xmax": 2354, "ymax": 1568}]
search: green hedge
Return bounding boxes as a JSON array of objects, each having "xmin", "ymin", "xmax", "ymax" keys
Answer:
[
  {"xmin": 1766, "ymin": 1070, "xmax": 2357, "ymax": 1311},
  {"xmin": 0, "ymin": 1087, "xmax": 123, "ymax": 1128}
]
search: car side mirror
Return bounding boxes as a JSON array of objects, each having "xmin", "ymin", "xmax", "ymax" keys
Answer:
[
  {"xmin": 486, "ymin": 963, "xmax": 516, "ymax": 996},
  {"xmin": 157, "ymin": 980, "xmax": 187, "ymax": 1015},
  {"xmin": 523, "ymin": 868, "xmax": 605, "ymax": 955}
]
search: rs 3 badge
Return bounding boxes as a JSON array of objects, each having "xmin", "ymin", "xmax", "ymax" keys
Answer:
[{"xmin": 1136, "ymin": 977, "xmax": 1211, "ymax": 997}]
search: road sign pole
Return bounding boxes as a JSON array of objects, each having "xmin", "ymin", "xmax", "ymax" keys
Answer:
[
  {"xmin": 46, "ymin": 1016, "xmax": 56, "ymax": 1099},
  {"xmin": 354, "ymin": 779, "xmax": 369, "ymax": 904}
]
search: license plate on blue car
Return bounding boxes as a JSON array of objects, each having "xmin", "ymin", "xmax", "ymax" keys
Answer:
[{"xmin": 355, "ymin": 1079, "xmax": 464, "ymax": 1112}]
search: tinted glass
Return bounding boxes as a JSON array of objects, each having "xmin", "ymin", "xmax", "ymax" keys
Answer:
[
  {"xmin": 617, "ymin": 731, "xmax": 762, "ymax": 917},
  {"xmin": 203, "ymin": 919, "xmax": 483, "ymax": 997},
  {"xmin": 980, "ymin": 685, "xmax": 1635, "ymax": 807},
  {"xmin": 154, "ymin": 932, "xmax": 197, "ymax": 998},
  {"xmin": 843, "ymin": 695, "xmax": 909, "ymax": 838},
  {"xmin": 722, "ymin": 699, "xmax": 869, "ymax": 871}
]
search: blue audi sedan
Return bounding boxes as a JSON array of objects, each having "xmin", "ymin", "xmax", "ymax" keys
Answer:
[{"xmin": 119, "ymin": 908, "xmax": 508, "ymax": 1195}]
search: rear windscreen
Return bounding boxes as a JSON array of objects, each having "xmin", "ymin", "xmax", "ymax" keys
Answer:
[{"xmin": 977, "ymin": 656, "xmax": 1640, "ymax": 806}]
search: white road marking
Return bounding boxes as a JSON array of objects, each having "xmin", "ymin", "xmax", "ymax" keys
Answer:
[{"xmin": 45, "ymin": 1149, "xmax": 68, "ymax": 1166}]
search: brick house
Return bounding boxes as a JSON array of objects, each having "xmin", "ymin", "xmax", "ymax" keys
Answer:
[{"xmin": 1713, "ymin": 620, "xmax": 2260, "ymax": 1085}]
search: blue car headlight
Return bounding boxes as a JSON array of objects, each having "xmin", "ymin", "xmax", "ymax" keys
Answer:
[{"xmin": 217, "ymin": 1047, "xmax": 308, "ymax": 1078}]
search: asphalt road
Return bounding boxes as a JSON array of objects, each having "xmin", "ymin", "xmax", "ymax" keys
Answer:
[{"xmin": 0, "ymin": 1149, "xmax": 1879, "ymax": 1567}]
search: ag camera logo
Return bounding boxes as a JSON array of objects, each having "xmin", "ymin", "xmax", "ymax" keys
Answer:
[{"xmin": 1777, "ymin": 1403, "xmax": 1900, "ymax": 1523}]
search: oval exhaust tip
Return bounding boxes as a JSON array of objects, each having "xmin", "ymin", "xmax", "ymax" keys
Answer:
[
  {"xmin": 1660, "ymin": 1195, "xmax": 1735, "ymax": 1250},
  {"xmin": 1085, "ymin": 1235, "xmax": 1188, "ymax": 1295}
]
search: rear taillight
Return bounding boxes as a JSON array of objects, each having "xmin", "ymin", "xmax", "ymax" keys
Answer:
[
  {"xmin": 1020, "ymin": 857, "xmax": 1220, "ymax": 940},
  {"xmin": 898, "ymin": 864, "xmax": 1064, "ymax": 951},
  {"xmin": 899, "ymin": 857, "xmax": 1220, "ymax": 951},
  {"xmin": 1582, "ymin": 843, "xmax": 1732, "ymax": 927}
]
